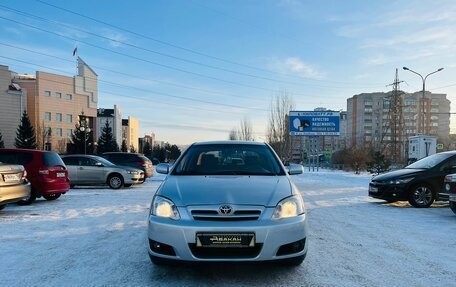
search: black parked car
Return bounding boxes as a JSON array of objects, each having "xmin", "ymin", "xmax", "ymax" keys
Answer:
[
  {"xmin": 369, "ymin": 151, "xmax": 456, "ymax": 208},
  {"xmin": 442, "ymin": 174, "xmax": 456, "ymax": 215},
  {"xmin": 102, "ymin": 152, "xmax": 153, "ymax": 181}
]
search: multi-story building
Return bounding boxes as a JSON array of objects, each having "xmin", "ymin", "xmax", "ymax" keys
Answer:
[
  {"xmin": 14, "ymin": 57, "xmax": 98, "ymax": 152},
  {"xmin": 139, "ymin": 133, "xmax": 155, "ymax": 153},
  {"xmin": 347, "ymin": 91, "xmax": 450, "ymax": 158},
  {"xmin": 96, "ymin": 105, "xmax": 122, "ymax": 148},
  {"xmin": 122, "ymin": 116, "xmax": 139, "ymax": 152},
  {"xmin": 0, "ymin": 65, "xmax": 28, "ymax": 148}
]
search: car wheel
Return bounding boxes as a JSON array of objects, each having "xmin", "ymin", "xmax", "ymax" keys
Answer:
[
  {"xmin": 408, "ymin": 184, "xmax": 435, "ymax": 208},
  {"xmin": 108, "ymin": 174, "xmax": 124, "ymax": 189},
  {"xmin": 43, "ymin": 193, "xmax": 61, "ymax": 201},
  {"xmin": 0, "ymin": 204, "xmax": 6, "ymax": 211},
  {"xmin": 280, "ymin": 254, "xmax": 306, "ymax": 266},
  {"xmin": 17, "ymin": 190, "xmax": 37, "ymax": 206},
  {"xmin": 450, "ymin": 202, "xmax": 456, "ymax": 215},
  {"xmin": 124, "ymin": 184, "xmax": 133, "ymax": 188},
  {"xmin": 70, "ymin": 184, "xmax": 75, "ymax": 188}
]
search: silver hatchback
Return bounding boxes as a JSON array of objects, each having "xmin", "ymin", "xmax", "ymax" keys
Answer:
[{"xmin": 148, "ymin": 141, "xmax": 308, "ymax": 265}]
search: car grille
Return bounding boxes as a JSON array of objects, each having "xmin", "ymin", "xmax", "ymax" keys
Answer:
[
  {"xmin": 188, "ymin": 243, "xmax": 263, "ymax": 259},
  {"xmin": 190, "ymin": 209, "xmax": 262, "ymax": 221}
]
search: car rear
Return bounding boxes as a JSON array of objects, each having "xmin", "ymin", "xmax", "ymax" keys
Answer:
[
  {"xmin": 103, "ymin": 152, "xmax": 153, "ymax": 179},
  {"xmin": 37, "ymin": 152, "xmax": 70, "ymax": 195},
  {"xmin": 0, "ymin": 163, "xmax": 31, "ymax": 209}
]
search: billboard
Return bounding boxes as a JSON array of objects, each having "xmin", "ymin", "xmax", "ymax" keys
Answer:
[{"xmin": 289, "ymin": 111, "xmax": 340, "ymax": 136}]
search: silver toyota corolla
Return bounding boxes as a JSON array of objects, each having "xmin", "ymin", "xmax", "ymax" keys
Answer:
[{"xmin": 148, "ymin": 141, "xmax": 308, "ymax": 265}]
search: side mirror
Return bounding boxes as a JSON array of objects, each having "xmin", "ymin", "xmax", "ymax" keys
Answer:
[
  {"xmin": 95, "ymin": 162, "xmax": 104, "ymax": 167},
  {"xmin": 156, "ymin": 163, "xmax": 169, "ymax": 174},
  {"xmin": 288, "ymin": 163, "xmax": 304, "ymax": 175}
]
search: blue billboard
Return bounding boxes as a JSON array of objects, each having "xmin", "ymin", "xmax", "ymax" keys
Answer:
[{"xmin": 289, "ymin": 111, "xmax": 340, "ymax": 136}]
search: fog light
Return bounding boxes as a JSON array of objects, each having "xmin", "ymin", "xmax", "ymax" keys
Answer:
[
  {"xmin": 149, "ymin": 240, "xmax": 176, "ymax": 256},
  {"xmin": 276, "ymin": 239, "xmax": 306, "ymax": 256},
  {"xmin": 445, "ymin": 184, "xmax": 450, "ymax": 191}
]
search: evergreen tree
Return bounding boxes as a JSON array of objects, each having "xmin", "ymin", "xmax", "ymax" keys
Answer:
[
  {"xmin": 367, "ymin": 151, "xmax": 391, "ymax": 175},
  {"xmin": 143, "ymin": 141, "xmax": 152, "ymax": 157},
  {"xmin": 121, "ymin": 140, "xmax": 128, "ymax": 152},
  {"xmin": 97, "ymin": 120, "xmax": 119, "ymax": 154},
  {"xmin": 15, "ymin": 111, "xmax": 37, "ymax": 149},
  {"xmin": 129, "ymin": 145, "xmax": 137, "ymax": 153},
  {"xmin": 0, "ymin": 130, "xmax": 4, "ymax": 148},
  {"xmin": 70, "ymin": 113, "xmax": 94, "ymax": 154},
  {"xmin": 169, "ymin": 144, "xmax": 181, "ymax": 160}
]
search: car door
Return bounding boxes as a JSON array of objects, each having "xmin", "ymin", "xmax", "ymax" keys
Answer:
[
  {"xmin": 432, "ymin": 155, "xmax": 456, "ymax": 192},
  {"xmin": 62, "ymin": 157, "xmax": 80, "ymax": 184},
  {"xmin": 77, "ymin": 157, "xmax": 105, "ymax": 184}
]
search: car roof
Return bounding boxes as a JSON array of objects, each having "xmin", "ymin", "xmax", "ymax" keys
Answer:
[
  {"xmin": 0, "ymin": 148, "xmax": 51, "ymax": 154},
  {"xmin": 102, "ymin": 152, "xmax": 143, "ymax": 156},
  {"xmin": 192, "ymin": 141, "xmax": 266, "ymax": 146},
  {"xmin": 61, "ymin": 154, "xmax": 103, "ymax": 159}
]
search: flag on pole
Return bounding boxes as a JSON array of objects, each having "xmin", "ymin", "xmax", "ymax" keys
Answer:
[{"xmin": 72, "ymin": 47, "xmax": 78, "ymax": 56}]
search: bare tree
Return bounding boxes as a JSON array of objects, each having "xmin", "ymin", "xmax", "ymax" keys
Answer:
[
  {"xmin": 238, "ymin": 117, "xmax": 254, "ymax": 141},
  {"xmin": 267, "ymin": 91, "xmax": 294, "ymax": 159},
  {"xmin": 228, "ymin": 128, "xmax": 238, "ymax": 140}
]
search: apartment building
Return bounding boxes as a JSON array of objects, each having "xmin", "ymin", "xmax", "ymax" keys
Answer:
[
  {"xmin": 139, "ymin": 133, "xmax": 156, "ymax": 153},
  {"xmin": 122, "ymin": 117, "xmax": 139, "ymax": 152},
  {"xmin": 96, "ymin": 105, "xmax": 122, "ymax": 148},
  {"xmin": 0, "ymin": 65, "xmax": 28, "ymax": 148},
  {"xmin": 14, "ymin": 57, "xmax": 98, "ymax": 152},
  {"xmin": 347, "ymin": 91, "xmax": 450, "ymax": 153}
]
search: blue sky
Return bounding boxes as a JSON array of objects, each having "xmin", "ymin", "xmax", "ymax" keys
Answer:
[{"xmin": 1, "ymin": 0, "xmax": 455, "ymax": 144}]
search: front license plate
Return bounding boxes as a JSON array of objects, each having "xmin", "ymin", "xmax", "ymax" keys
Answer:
[
  {"xmin": 369, "ymin": 185, "xmax": 378, "ymax": 193},
  {"xmin": 56, "ymin": 172, "xmax": 65, "ymax": 178},
  {"xmin": 3, "ymin": 173, "xmax": 20, "ymax": 183},
  {"xmin": 450, "ymin": 194, "xmax": 456, "ymax": 202},
  {"xmin": 196, "ymin": 233, "xmax": 255, "ymax": 248}
]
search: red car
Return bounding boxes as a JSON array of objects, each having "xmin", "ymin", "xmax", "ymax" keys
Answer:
[{"xmin": 0, "ymin": 149, "xmax": 70, "ymax": 204}]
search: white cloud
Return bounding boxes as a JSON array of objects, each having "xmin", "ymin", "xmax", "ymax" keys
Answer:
[
  {"xmin": 270, "ymin": 57, "xmax": 324, "ymax": 79},
  {"xmin": 99, "ymin": 29, "xmax": 128, "ymax": 48}
]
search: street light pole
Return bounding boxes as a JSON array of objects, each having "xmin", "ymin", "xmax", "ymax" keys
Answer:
[{"xmin": 403, "ymin": 67, "xmax": 444, "ymax": 135}]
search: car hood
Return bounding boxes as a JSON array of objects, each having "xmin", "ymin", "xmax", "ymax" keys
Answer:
[
  {"xmin": 159, "ymin": 175, "xmax": 292, "ymax": 207},
  {"xmin": 373, "ymin": 168, "xmax": 426, "ymax": 181}
]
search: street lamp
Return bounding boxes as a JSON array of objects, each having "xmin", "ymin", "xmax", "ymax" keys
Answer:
[
  {"xmin": 79, "ymin": 116, "xmax": 91, "ymax": 154},
  {"xmin": 403, "ymin": 66, "xmax": 444, "ymax": 135}
]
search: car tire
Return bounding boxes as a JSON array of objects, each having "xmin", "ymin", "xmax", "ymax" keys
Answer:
[
  {"xmin": 43, "ymin": 193, "xmax": 61, "ymax": 201},
  {"xmin": 17, "ymin": 190, "xmax": 37, "ymax": 206},
  {"xmin": 124, "ymin": 184, "xmax": 133, "ymax": 188},
  {"xmin": 280, "ymin": 254, "xmax": 306, "ymax": 266},
  {"xmin": 450, "ymin": 202, "xmax": 456, "ymax": 215},
  {"xmin": 0, "ymin": 204, "xmax": 6, "ymax": 211},
  {"xmin": 108, "ymin": 174, "xmax": 124, "ymax": 189},
  {"xmin": 408, "ymin": 184, "xmax": 435, "ymax": 208}
]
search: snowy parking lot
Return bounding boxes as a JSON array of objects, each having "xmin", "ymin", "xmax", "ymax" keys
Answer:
[{"xmin": 1, "ymin": 170, "xmax": 455, "ymax": 287}]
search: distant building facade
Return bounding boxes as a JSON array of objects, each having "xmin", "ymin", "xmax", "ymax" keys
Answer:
[
  {"xmin": 14, "ymin": 57, "xmax": 98, "ymax": 152},
  {"xmin": 139, "ymin": 133, "xmax": 155, "ymax": 153},
  {"xmin": 96, "ymin": 105, "xmax": 122, "ymax": 148},
  {"xmin": 347, "ymin": 91, "xmax": 450, "ymax": 154},
  {"xmin": 0, "ymin": 65, "xmax": 27, "ymax": 148},
  {"xmin": 122, "ymin": 116, "xmax": 139, "ymax": 152}
]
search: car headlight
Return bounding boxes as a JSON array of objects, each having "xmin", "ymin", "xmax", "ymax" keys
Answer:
[
  {"xmin": 150, "ymin": 196, "xmax": 180, "ymax": 220},
  {"xmin": 389, "ymin": 178, "xmax": 414, "ymax": 185},
  {"xmin": 272, "ymin": 195, "xmax": 305, "ymax": 220}
]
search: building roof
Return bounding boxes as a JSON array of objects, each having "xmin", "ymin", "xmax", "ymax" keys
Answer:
[{"xmin": 77, "ymin": 57, "xmax": 98, "ymax": 77}]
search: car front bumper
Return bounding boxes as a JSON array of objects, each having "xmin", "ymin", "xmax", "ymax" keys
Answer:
[
  {"xmin": 0, "ymin": 182, "xmax": 31, "ymax": 205},
  {"xmin": 368, "ymin": 183, "xmax": 409, "ymax": 201},
  {"xmin": 147, "ymin": 210, "xmax": 308, "ymax": 262}
]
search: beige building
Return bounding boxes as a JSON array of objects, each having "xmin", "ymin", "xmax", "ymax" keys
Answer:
[
  {"xmin": 14, "ymin": 57, "xmax": 98, "ymax": 152},
  {"xmin": 347, "ymin": 91, "xmax": 450, "ymax": 158},
  {"xmin": 122, "ymin": 116, "xmax": 139, "ymax": 152},
  {"xmin": 0, "ymin": 65, "xmax": 28, "ymax": 148}
]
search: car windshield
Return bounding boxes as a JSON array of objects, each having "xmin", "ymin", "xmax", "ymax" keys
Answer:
[
  {"xmin": 96, "ymin": 157, "xmax": 116, "ymax": 167},
  {"xmin": 172, "ymin": 144, "xmax": 285, "ymax": 176},
  {"xmin": 406, "ymin": 153, "xmax": 453, "ymax": 169}
]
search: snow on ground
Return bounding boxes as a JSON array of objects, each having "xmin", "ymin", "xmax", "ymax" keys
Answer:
[{"xmin": 0, "ymin": 170, "xmax": 455, "ymax": 286}]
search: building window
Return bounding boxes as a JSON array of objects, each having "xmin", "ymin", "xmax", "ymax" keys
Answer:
[
  {"xmin": 44, "ymin": 143, "xmax": 52, "ymax": 151},
  {"xmin": 364, "ymin": 122, "xmax": 373, "ymax": 127},
  {"xmin": 44, "ymin": 127, "xmax": 51, "ymax": 136},
  {"xmin": 431, "ymin": 98, "xmax": 439, "ymax": 105},
  {"xmin": 405, "ymin": 99, "xmax": 417, "ymax": 106},
  {"xmin": 67, "ymin": 129, "xmax": 73, "ymax": 138},
  {"xmin": 67, "ymin": 114, "xmax": 73, "ymax": 123},
  {"xmin": 364, "ymin": 108, "xmax": 373, "ymax": 113},
  {"xmin": 56, "ymin": 113, "xmax": 62, "ymax": 122},
  {"xmin": 364, "ymin": 99, "xmax": 373, "ymax": 106},
  {"xmin": 431, "ymin": 116, "xmax": 439, "ymax": 120},
  {"xmin": 55, "ymin": 128, "xmax": 62, "ymax": 137},
  {"xmin": 66, "ymin": 94, "xmax": 72, "ymax": 100},
  {"xmin": 431, "ymin": 108, "xmax": 439, "ymax": 113},
  {"xmin": 45, "ymin": 112, "xmax": 51, "ymax": 121},
  {"xmin": 56, "ymin": 92, "xmax": 62, "ymax": 99},
  {"xmin": 431, "ymin": 122, "xmax": 439, "ymax": 127},
  {"xmin": 44, "ymin": 91, "xmax": 51, "ymax": 97},
  {"xmin": 383, "ymin": 100, "xmax": 390, "ymax": 109}
]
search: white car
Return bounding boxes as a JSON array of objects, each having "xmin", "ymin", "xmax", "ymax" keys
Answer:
[{"xmin": 147, "ymin": 141, "xmax": 308, "ymax": 265}]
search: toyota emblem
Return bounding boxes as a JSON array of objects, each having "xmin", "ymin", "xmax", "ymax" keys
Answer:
[{"xmin": 219, "ymin": 205, "xmax": 233, "ymax": 215}]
